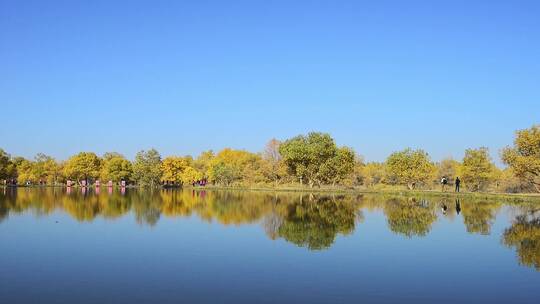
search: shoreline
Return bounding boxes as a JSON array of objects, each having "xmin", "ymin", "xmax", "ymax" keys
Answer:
[
  {"xmin": 3, "ymin": 184, "xmax": 540, "ymax": 201},
  {"xmin": 198, "ymin": 185, "xmax": 540, "ymax": 201}
]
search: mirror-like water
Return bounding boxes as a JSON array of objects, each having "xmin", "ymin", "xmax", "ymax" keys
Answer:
[{"xmin": 1, "ymin": 188, "xmax": 539, "ymax": 303}]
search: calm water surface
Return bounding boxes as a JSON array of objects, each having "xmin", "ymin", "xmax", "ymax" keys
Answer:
[{"xmin": 1, "ymin": 188, "xmax": 539, "ymax": 303}]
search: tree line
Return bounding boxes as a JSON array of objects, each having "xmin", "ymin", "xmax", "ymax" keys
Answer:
[{"xmin": 0, "ymin": 124, "xmax": 539, "ymax": 193}]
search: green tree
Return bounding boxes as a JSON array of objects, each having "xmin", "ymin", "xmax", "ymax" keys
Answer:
[
  {"xmin": 461, "ymin": 147, "xmax": 495, "ymax": 191},
  {"xmin": 279, "ymin": 132, "xmax": 352, "ymax": 187},
  {"xmin": 101, "ymin": 156, "xmax": 133, "ymax": 182},
  {"xmin": 385, "ymin": 148, "xmax": 434, "ymax": 189},
  {"xmin": 132, "ymin": 149, "xmax": 162, "ymax": 187},
  {"xmin": 502, "ymin": 125, "xmax": 540, "ymax": 192},
  {"xmin": 321, "ymin": 146, "xmax": 356, "ymax": 186}
]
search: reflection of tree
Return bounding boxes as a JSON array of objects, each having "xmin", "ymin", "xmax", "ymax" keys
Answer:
[
  {"xmin": 276, "ymin": 195, "xmax": 357, "ymax": 250},
  {"xmin": 461, "ymin": 201, "xmax": 500, "ymax": 235},
  {"xmin": 131, "ymin": 190, "xmax": 162, "ymax": 226},
  {"xmin": 503, "ymin": 212, "xmax": 540, "ymax": 271},
  {"xmin": 384, "ymin": 198, "xmax": 437, "ymax": 237},
  {"xmin": 263, "ymin": 211, "xmax": 282, "ymax": 240},
  {"xmin": 0, "ymin": 195, "xmax": 8, "ymax": 223}
]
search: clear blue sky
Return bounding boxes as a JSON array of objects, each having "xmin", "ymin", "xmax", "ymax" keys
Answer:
[{"xmin": 1, "ymin": 0, "xmax": 539, "ymax": 164}]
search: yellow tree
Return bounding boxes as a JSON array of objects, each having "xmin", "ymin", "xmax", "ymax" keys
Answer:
[
  {"xmin": 460, "ymin": 147, "xmax": 495, "ymax": 192},
  {"xmin": 436, "ymin": 158, "xmax": 460, "ymax": 184},
  {"xmin": 64, "ymin": 152, "xmax": 102, "ymax": 182},
  {"xmin": 33, "ymin": 153, "xmax": 61, "ymax": 184},
  {"xmin": 16, "ymin": 158, "xmax": 36, "ymax": 184},
  {"xmin": 181, "ymin": 166, "xmax": 203, "ymax": 185},
  {"xmin": 161, "ymin": 156, "xmax": 190, "ymax": 184},
  {"xmin": 386, "ymin": 148, "xmax": 435, "ymax": 190},
  {"xmin": 502, "ymin": 125, "xmax": 540, "ymax": 192},
  {"xmin": 362, "ymin": 162, "xmax": 386, "ymax": 187},
  {"xmin": 194, "ymin": 150, "xmax": 214, "ymax": 177},
  {"xmin": 101, "ymin": 155, "xmax": 133, "ymax": 182},
  {"xmin": 208, "ymin": 148, "xmax": 266, "ymax": 186}
]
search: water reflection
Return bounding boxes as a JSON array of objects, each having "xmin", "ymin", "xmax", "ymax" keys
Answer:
[
  {"xmin": 503, "ymin": 208, "xmax": 540, "ymax": 271},
  {"xmin": 1, "ymin": 188, "xmax": 539, "ymax": 271}
]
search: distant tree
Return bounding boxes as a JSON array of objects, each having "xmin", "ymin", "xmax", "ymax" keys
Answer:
[
  {"xmin": 385, "ymin": 148, "xmax": 434, "ymax": 190},
  {"xmin": 279, "ymin": 132, "xmax": 353, "ymax": 187},
  {"xmin": 502, "ymin": 125, "xmax": 540, "ymax": 192},
  {"xmin": 321, "ymin": 146, "xmax": 356, "ymax": 186},
  {"xmin": 0, "ymin": 149, "xmax": 12, "ymax": 180},
  {"xmin": 101, "ymin": 156, "xmax": 133, "ymax": 182},
  {"xmin": 64, "ymin": 152, "xmax": 102, "ymax": 182},
  {"xmin": 16, "ymin": 158, "xmax": 35, "ymax": 184},
  {"xmin": 132, "ymin": 149, "xmax": 162, "ymax": 187},
  {"xmin": 161, "ymin": 156, "xmax": 190, "ymax": 184},
  {"xmin": 461, "ymin": 147, "xmax": 495, "ymax": 191},
  {"xmin": 436, "ymin": 158, "xmax": 460, "ymax": 183},
  {"xmin": 33, "ymin": 153, "xmax": 61, "ymax": 184},
  {"xmin": 362, "ymin": 162, "xmax": 386, "ymax": 187},
  {"xmin": 102, "ymin": 152, "xmax": 125, "ymax": 161},
  {"xmin": 262, "ymin": 138, "xmax": 287, "ymax": 186},
  {"xmin": 208, "ymin": 149, "xmax": 265, "ymax": 186},
  {"xmin": 194, "ymin": 150, "xmax": 214, "ymax": 178},
  {"xmin": 181, "ymin": 166, "xmax": 203, "ymax": 185},
  {"xmin": 161, "ymin": 156, "xmax": 201, "ymax": 185}
]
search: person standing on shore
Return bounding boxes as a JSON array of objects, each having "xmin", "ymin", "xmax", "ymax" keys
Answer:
[
  {"xmin": 441, "ymin": 176, "xmax": 448, "ymax": 192},
  {"xmin": 455, "ymin": 177, "xmax": 461, "ymax": 192}
]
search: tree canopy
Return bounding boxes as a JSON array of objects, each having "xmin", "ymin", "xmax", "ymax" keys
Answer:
[
  {"xmin": 132, "ymin": 149, "xmax": 163, "ymax": 187},
  {"xmin": 64, "ymin": 152, "xmax": 101, "ymax": 181},
  {"xmin": 461, "ymin": 147, "xmax": 495, "ymax": 191},
  {"xmin": 502, "ymin": 125, "xmax": 540, "ymax": 192},
  {"xmin": 279, "ymin": 132, "xmax": 354, "ymax": 187},
  {"xmin": 385, "ymin": 148, "xmax": 434, "ymax": 189}
]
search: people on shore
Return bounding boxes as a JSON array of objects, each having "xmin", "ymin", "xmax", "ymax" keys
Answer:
[
  {"xmin": 455, "ymin": 177, "xmax": 461, "ymax": 192},
  {"xmin": 441, "ymin": 176, "xmax": 448, "ymax": 192}
]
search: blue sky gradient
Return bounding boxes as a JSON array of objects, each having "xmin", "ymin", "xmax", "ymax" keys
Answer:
[{"xmin": 1, "ymin": 0, "xmax": 539, "ymax": 163}]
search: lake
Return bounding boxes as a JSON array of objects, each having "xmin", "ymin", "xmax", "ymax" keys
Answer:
[{"xmin": 1, "ymin": 187, "xmax": 539, "ymax": 303}]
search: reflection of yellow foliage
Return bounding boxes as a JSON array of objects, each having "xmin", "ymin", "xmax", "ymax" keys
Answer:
[
  {"xmin": 1, "ymin": 188, "xmax": 533, "ymax": 257},
  {"xmin": 383, "ymin": 198, "xmax": 437, "ymax": 237},
  {"xmin": 461, "ymin": 201, "xmax": 500, "ymax": 235},
  {"xmin": 503, "ymin": 214, "xmax": 540, "ymax": 270}
]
